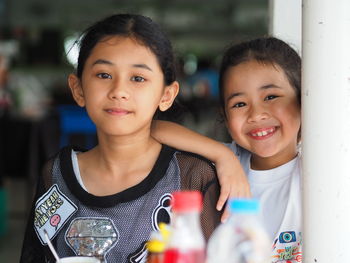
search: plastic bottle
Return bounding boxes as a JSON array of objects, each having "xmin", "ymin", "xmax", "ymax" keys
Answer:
[
  {"xmin": 207, "ymin": 198, "xmax": 271, "ymax": 263},
  {"xmin": 147, "ymin": 223, "xmax": 171, "ymax": 263},
  {"xmin": 163, "ymin": 191, "xmax": 205, "ymax": 263}
]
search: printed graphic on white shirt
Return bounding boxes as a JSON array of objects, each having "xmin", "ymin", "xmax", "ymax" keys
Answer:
[
  {"xmin": 34, "ymin": 184, "xmax": 78, "ymax": 245},
  {"xmin": 272, "ymin": 231, "xmax": 302, "ymax": 262}
]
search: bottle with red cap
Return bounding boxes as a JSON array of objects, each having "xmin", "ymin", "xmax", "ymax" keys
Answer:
[{"xmin": 163, "ymin": 190, "xmax": 205, "ymax": 263}]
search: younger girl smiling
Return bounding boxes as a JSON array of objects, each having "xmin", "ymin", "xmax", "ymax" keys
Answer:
[{"xmin": 152, "ymin": 37, "xmax": 302, "ymax": 262}]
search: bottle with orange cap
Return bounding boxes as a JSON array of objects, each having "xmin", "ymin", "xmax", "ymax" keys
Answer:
[{"xmin": 163, "ymin": 190, "xmax": 205, "ymax": 263}]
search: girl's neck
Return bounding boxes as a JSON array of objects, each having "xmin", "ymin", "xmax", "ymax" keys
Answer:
[
  {"xmin": 76, "ymin": 135, "xmax": 162, "ymax": 195},
  {"xmin": 96, "ymin": 134, "xmax": 159, "ymax": 162},
  {"xmin": 250, "ymin": 150, "xmax": 298, "ymax": 170}
]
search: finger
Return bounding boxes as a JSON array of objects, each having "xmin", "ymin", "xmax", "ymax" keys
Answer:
[
  {"xmin": 230, "ymin": 183, "xmax": 251, "ymax": 199},
  {"xmin": 216, "ymin": 185, "xmax": 230, "ymax": 211},
  {"xmin": 241, "ymin": 185, "xmax": 252, "ymax": 198},
  {"xmin": 220, "ymin": 207, "xmax": 230, "ymax": 223},
  {"xmin": 227, "ymin": 185, "xmax": 244, "ymax": 198},
  {"xmin": 245, "ymin": 187, "xmax": 252, "ymax": 198}
]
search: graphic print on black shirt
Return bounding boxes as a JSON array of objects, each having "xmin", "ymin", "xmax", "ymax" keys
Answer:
[
  {"xmin": 65, "ymin": 217, "xmax": 119, "ymax": 261},
  {"xmin": 151, "ymin": 193, "xmax": 172, "ymax": 231},
  {"xmin": 129, "ymin": 193, "xmax": 172, "ymax": 263},
  {"xmin": 20, "ymin": 145, "xmax": 221, "ymax": 263}
]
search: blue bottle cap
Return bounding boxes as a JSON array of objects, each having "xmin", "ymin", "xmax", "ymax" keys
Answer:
[{"xmin": 228, "ymin": 198, "xmax": 259, "ymax": 214}]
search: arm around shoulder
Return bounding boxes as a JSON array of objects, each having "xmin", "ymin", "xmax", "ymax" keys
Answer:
[
  {"xmin": 152, "ymin": 120, "xmax": 251, "ymax": 217},
  {"xmin": 152, "ymin": 120, "xmax": 233, "ymax": 162}
]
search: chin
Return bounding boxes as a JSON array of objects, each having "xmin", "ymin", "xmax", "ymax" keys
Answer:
[{"xmin": 251, "ymin": 149, "xmax": 278, "ymax": 159}]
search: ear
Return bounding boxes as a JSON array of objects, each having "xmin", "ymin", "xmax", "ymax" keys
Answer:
[
  {"xmin": 159, "ymin": 81, "xmax": 179, "ymax": 112},
  {"xmin": 68, "ymin": 73, "xmax": 85, "ymax": 107}
]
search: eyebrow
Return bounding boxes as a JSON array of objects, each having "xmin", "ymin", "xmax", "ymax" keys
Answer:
[
  {"xmin": 91, "ymin": 59, "xmax": 153, "ymax": 71},
  {"xmin": 226, "ymin": 92, "xmax": 244, "ymax": 103},
  {"xmin": 92, "ymin": 59, "xmax": 113, "ymax": 66},
  {"xmin": 225, "ymin": 84, "xmax": 282, "ymax": 103},
  {"xmin": 260, "ymin": 84, "xmax": 282, "ymax": 90},
  {"xmin": 132, "ymin": 63, "xmax": 153, "ymax": 72}
]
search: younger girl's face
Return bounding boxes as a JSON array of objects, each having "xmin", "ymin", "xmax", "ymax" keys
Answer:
[
  {"xmin": 223, "ymin": 60, "xmax": 301, "ymax": 169},
  {"xmin": 69, "ymin": 36, "xmax": 178, "ymax": 138}
]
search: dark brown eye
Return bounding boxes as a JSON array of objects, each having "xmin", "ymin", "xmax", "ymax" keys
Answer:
[
  {"xmin": 131, "ymin": 76, "xmax": 145, "ymax": 82},
  {"xmin": 97, "ymin": 73, "xmax": 112, "ymax": 79},
  {"xmin": 265, "ymin": 95, "xmax": 278, "ymax": 101},
  {"xmin": 233, "ymin": 102, "xmax": 246, "ymax": 108}
]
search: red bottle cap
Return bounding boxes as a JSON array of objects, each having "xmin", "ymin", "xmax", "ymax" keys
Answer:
[{"xmin": 171, "ymin": 191, "xmax": 203, "ymax": 212}]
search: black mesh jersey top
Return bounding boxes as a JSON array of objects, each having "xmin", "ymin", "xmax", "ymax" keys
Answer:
[{"xmin": 20, "ymin": 144, "xmax": 222, "ymax": 263}]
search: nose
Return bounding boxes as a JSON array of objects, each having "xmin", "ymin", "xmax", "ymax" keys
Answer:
[
  {"xmin": 108, "ymin": 79, "xmax": 130, "ymax": 100},
  {"xmin": 247, "ymin": 104, "xmax": 269, "ymax": 123}
]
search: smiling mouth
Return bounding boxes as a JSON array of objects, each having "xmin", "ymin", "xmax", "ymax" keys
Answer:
[
  {"xmin": 249, "ymin": 127, "xmax": 276, "ymax": 139},
  {"xmin": 105, "ymin": 108, "xmax": 130, "ymax": 115}
]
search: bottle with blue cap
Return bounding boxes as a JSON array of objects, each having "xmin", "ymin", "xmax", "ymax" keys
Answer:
[{"xmin": 207, "ymin": 198, "xmax": 271, "ymax": 263}]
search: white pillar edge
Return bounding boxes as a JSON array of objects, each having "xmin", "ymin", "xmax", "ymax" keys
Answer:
[{"xmin": 302, "ymin": 0, "xmax": 350, "ymax": 261}]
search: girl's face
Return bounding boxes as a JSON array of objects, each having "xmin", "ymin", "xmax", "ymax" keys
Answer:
[
  {"xmin": 69, "ymin": 36, "xmax": 178, "ymax": 138},
  {"xmin": 223, "ymin": 60, "xmax": 301, "ymax": 170}
]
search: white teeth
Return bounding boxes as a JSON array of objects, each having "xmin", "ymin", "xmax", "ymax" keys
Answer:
[{"xmin": 252, "ymin": 128, "xmax": 274, "ymax": 137}]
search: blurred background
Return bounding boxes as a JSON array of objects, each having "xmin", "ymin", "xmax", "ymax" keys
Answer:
[{"xmin": 0, "ymin": 0, "xmax": 269, "ymax": 261}]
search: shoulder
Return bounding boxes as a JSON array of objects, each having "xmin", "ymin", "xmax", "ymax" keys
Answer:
[
  {"xmin": 174, "ymin": 149, "xmax": 216, "ymax": 173},
  {"xmin": 172, "ymin": 149, "xmax": 218, "ymax": 191},
  {"xmin": 40, "ymin": 146, "xmax": 85, "ymax": 190},
  {"xmin": 44, "ymin": 146, "xmax": 79, "ymax": 169},
  {"xmin": 224, "ymin": 141, "xmax": 251, "ymax": 170},
  {"xmin": 224, "ymin": 141, "xmax": 249, "ymax": 156},
  {"xmin": 40, "ymin": 148, "xmax": 65, "ymax": 190},
  {"xmin": 41, "ymin": 147, "xmax": 70, "ymax": 180}
]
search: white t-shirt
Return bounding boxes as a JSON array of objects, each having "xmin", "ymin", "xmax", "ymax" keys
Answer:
[{"xmin": 226, "ymin": 142, "xmax": 302, "ymax": 263}]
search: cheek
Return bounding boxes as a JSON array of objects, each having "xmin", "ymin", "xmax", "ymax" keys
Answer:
[
  {"xmin": 135, "ymin": 92, "xmax": 162, "ymax": 114},
  {"xmin": 276, "ymin": 104, "xmax": 301, "ymax": 132},
  {"xmin": 225, "ymin": 114, "xmax": 242, "ymax": 139},
  {"xmin": 84, "ymin": 91, "xmax": 104, "ymax": 107}
]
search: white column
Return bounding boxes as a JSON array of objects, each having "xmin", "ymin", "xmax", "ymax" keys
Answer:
[
  {"xmin": 268, "ymin": 0, "xmax": 302, "ymax": 54},
  {"xmin": 302, "ymin": 0, "xmax": 350, "ymax": 262}
]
